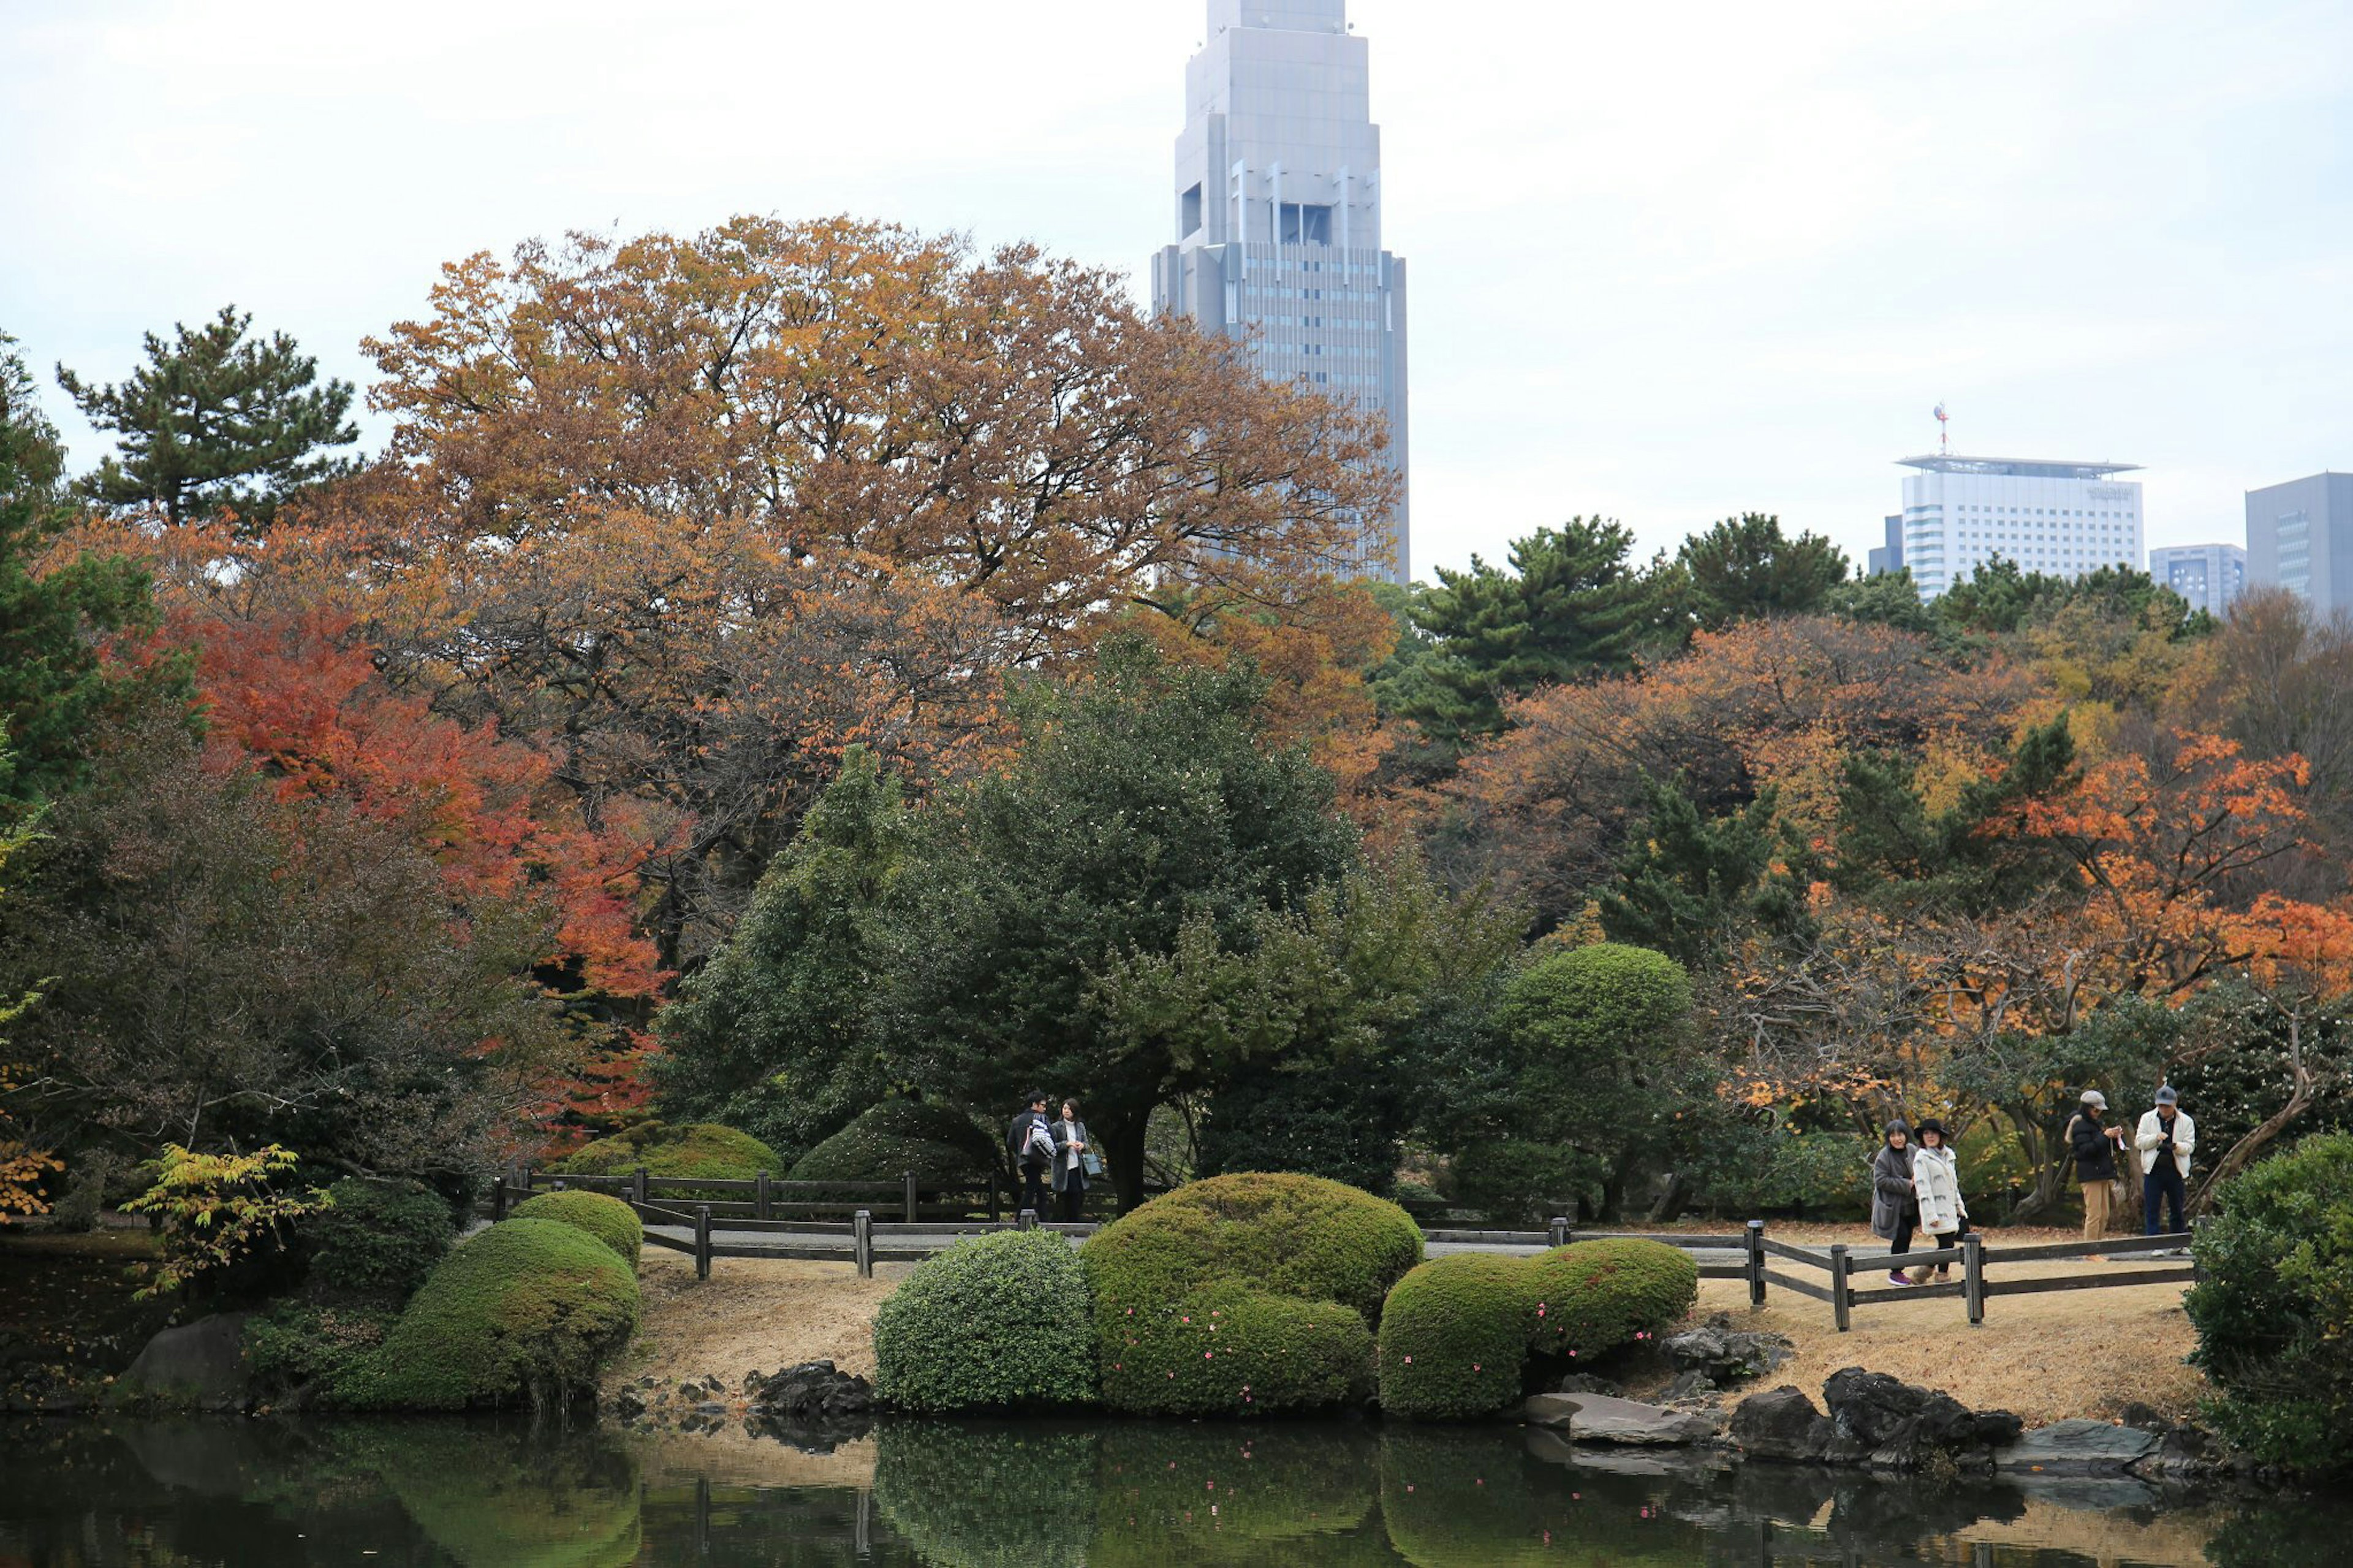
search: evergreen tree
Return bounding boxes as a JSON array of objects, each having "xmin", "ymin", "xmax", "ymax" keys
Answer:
[
  {"xmin": 0, "ymin": 334, "xmax": 188, "ymax": 814},
  {"xmin": 1677, "ymin": 512, "xmax": 1851, "ymax": 630},
  {"xmin": 1597, "ymin": 776, "xmax": 1805, "ymax": 967},
  {"xmin": 1400, "ymin": 518, "xmax": 1672, "ymax": 745},
  {"xmin": 56, "ymin": 305, "xmax": 357, "ymax": 529}
]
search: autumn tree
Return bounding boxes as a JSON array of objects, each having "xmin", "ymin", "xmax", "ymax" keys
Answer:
[
  {"xmin": 57, "ymin": 305, "xmax": 357, "ymax": 529},
  {"xmin": 1677, "ymin": 512, "xmax": 1851, "ymax": 631}
]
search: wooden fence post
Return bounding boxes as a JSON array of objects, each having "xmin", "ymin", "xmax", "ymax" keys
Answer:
[
  {"xmin": 1746, "ymin": 1219, "xmax": 1767, "ymax": 1309},
  {"xmin": 1017, "ymin": 1207, "xmax": 1038, "ymax": 1232},
  {"xmin": 854, "ymin": 1210, "xmax": 873, "ymax": 1279},
  {"xmin": 755, "ymin": 1170, "xmax": 771, "ymax": 1222},
  {"xmin": 1829, "ymin": 1243, "xmax": 1852, "ymax": 1332},
  {"xmin": 490, "ymin": 1175, "xmax": 508, "ymax": 1222},
  {"xmin": 904, "ymin": 1170, "xmax": 919, "ymax": 1224},
  {"xmin": 988, "ymin": 1172, "xmax": 1001, "ymax": 1224},
  {"xmin": 632, "ymin": 1165, "xmax": 648, "ymax": 1207},
  {"xmin": 520, "ymin": 1165, "xmax": 534, "ymax": 1197},
  {"xmin": 694, "ymin": 1205, "xmax": 711, "ymax": 1282},
  {"xmin": 1963, "ymin": 1232, "xmax": 1985, "ymax": 1325},
  {"xmin": 1548, "ymin": 1215, "xmax": 1570, "ymax": 1248}
]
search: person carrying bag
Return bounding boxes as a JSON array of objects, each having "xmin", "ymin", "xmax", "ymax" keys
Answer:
[{"xmin": 1908, "ymin": 1118, "xmax": 1970, "ymax": 1284}]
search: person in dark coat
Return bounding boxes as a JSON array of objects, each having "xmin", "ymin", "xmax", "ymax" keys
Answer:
[
  {"xmin": 1007, "ymin": 1091, "xmax": 1051, "ymax": 1218},
  {"xmin": 1050, "ymin": 1099, "xmax": 1093, "ymax": 1222},
  {"xmin": 2065, "ymin": 1089, "xmax": 2126, "ymax": 1244},
  {"xmin": 1870, "ymin": 1120, "xmax": 1920, "ymax": 1287}
]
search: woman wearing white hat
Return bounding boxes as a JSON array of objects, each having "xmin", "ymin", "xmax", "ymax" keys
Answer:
[{"xmin": 2065, "ymin": 1089, "xmax": 2127, "ymax": 1243}]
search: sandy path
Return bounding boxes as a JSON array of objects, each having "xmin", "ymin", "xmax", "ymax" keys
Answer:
[{"xmin": 613, "ymin": 1252, "xmax": 915, "ymax": 1391}]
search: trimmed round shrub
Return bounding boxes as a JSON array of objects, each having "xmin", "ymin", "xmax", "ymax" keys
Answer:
[
  {"xmin": 510, "ymin": 1190, "xmax": 642, "ymax": 1269},
  {"xmin": 1526, "ymin": 1238, "xmax": 1697, "ymax": 1359},
  {"xmin": 2188, "ymin": 1132, "xmax": 2353, "ymax": 1472},
  {"xmin": 550, "ymin": 1120, "xmax": 779, "ymax": 1184},
  {"xmin": 305, "ymin": 1176, "xmax": 455, "ymax": 1304},
  {"xmin": 1084, "ymin": 1172, "xmax": 1422, "ymax": 1325},
  {"xmin": 789, "ymin": 1099, "xmax": 996, "ymax": 1186},
  {"xmin": 873, "ymin": 1422, "xmax": 1096, "ymax": 1568},
  {"xmin": 335, "ymin": 1217, "xmax": 639, "ymax": 1411},
  {"xmin": 1376, "ymin": 1254, "xmax": 1536, "ymax": 1420},
  {"xmin": 1099, "ymin": 1279, "xmax": 1373, "ymax": 1416},
  {"xmin": 874, "ymin": 1229, "xmax": 1094, "ymax": 1411}
]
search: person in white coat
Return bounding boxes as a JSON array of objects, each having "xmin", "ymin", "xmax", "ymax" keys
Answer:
[
  {"xmin": 2135, "ymin": 1085, "xmax": 2195, "ymax": 1237},
  {"xmin": 1907, "ymin": 1119, "xmax": 1970, "ymax": 1283}
]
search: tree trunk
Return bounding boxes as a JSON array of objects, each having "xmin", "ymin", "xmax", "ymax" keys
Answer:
[
  {"xmin": 1102, "ymin": 1104, "xmax": 1153, "ymax": 1217},
  {"xmin": 2191, "ymin": 1066, "xmax": 2315, "ymax": 1216}
]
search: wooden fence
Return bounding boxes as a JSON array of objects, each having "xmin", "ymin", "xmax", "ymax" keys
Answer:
[{"xmin": 1745, "ymin": 1221, "xmax": 2198, "ymax": 1331}]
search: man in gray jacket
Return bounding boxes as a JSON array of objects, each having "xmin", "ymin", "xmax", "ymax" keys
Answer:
[{"xmin": 2135, "ymin": 1085, "xmax": 2195, "ymax": 1237}]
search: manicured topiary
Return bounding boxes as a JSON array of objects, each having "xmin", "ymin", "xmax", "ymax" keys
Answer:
[
  {"xmin": 305, "ymin": 1176, "xmax": 455, "ymax": 1304},
  {"xmin": 1527, "ymin": 1237, "xmax": 1697, "ymax": 1359},
  {"xmin": 789, "ymin": 1099, "xmax": 996, "ymax": 1186},
  {"xmin": 334, "ymin": 1217, "xmax": 639, "ymax": 1411},
  {"xmin": 509, "ymin": 1190, "xmax": 643, "ymax": 1269},
  {"xmin": 548, "ymin": 1120, "xmax": 779, "ymax": 1186},
  {"xmin": 874, "ymin": 1229, "xmax": 1094, "ymax": 1411},
  {"xmin": 1376, "ymin": 1254, "xmax": 1536, "ymax": 1420},
  {"xmin": 1099, "ymin": 1279, "xmax": 1374, "ymax": 1416}
]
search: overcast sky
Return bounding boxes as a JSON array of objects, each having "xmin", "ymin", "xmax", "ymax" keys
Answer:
[{"xmin": 5, "ymin": 0, "xmax": 2347, "ymax": 578}]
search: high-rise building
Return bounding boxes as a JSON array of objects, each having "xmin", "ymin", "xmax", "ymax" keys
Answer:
[
  {"xmin": 2246, "ymin": 473, "xmax": 2353, "ymax": 619},
  {"xmin": 2147, "ymin": 542, "xmax": 2246, "ymax": 618},
  {"xmin": 1866, "ymin": 514, "xmax": 1903, "ymax": 576},
  {"xmin": 1150, "ymin": 0, "xmax": 1410, "ymax": 583},
  {"xmin": 1895, "ymin": 453, "xmax": 2144, "ymax": 600}
]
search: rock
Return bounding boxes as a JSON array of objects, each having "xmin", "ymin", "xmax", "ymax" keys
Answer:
[
  {"xmin": 1657, "ymin": 1369, "xmax": 1718, "ymax": 1405},
  {"xmin": 748, "ymin": 1360, "xmax": 873, "ymax": 1421},
  {"xmin": 2115, "ymin": 1401, "xmax": 2170, "ymax": 1433},
  {"xmin": 1823, "ymin": 1368, "xmax": 2021, "ymax": 1470},
  {"xmin": 1553, "ymin": 1373, "xmax": 1624, "ymax": 1397},
  {"xmin": 1730, "ymin": 1385, "xmax": 1835, "ymax": 1462},
  {"xmin": 119, "ymin": 1314, "xmax": 254, "ymax": 1412},
  {"xmin": 1520, "ymin": 1392, "xmax": 1716, "ymax": 1445},
  {"xmin": 1994, "ymin": 1418, "xmax": 2159, "ymax": 1475},
  {"xmin": 1664, "ymin": 1313, "xmax": 1794, "ymax": 1387},
  {"xmin": 2126, "ymin": 1422, "xmax": 2225, "ymax": 1480},
  {"xmin": 611, "ymin": 1387, "xmax": 646, "ymax": 1420}
]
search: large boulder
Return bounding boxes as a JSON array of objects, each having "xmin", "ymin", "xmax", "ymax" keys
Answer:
[
  {"xmin": 1729, "ymin": 1384, "xmax": 1835, "ymax": 1462},
  {"xmin": 1732, "ymin": 1371, "xmax": 2022, "ymax": 1472},
  {"xmin": 1993, "ymin": 1417, "xmax": 2159, "ymax": 1474},
  {"xmin": 119, "ymin": 1314, "xmax": 254, "ymax": 1411},
  {"xmin": 1520, "ymin": 1391, "xmax": 1717, "ymax": 1445},
  {"xmin": 1664, "ymin": 1311, "xmax": 1793, "ymax": 1387}
]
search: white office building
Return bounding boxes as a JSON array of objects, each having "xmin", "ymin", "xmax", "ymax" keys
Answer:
[
  {"xmin": 1896, "ymin": 454, "xmax": 2145, "ymax": 600},
  {"xmin": 1150, "ymin": 0, "xmax": 1410, "ymax": 583},
  {"xmin": 2148, "ymin": 542, "xmax": 2246, "ymax": 618}
]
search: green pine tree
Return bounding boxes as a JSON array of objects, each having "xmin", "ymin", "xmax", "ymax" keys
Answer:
[
  {"xmin": 56, "ymin": 305, "xmax": 357, "ymax": 529},
  {"xmin": 1677, "ymin": 512, "xmax": 1852, "ymax": 630}
]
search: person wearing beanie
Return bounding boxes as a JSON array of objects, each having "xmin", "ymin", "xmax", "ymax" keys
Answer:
[
  {"xmin": 2135, "ymin": 1085, "xmax": 2196, "ymax": 1237},
  {"xmin": 1870, "ymin": 1120, "xmax": 1920, "ymax": 1287},
  {"xmin": 1908, "ymin": 1118, "xmax": 1970, "ymax": 1282},
  {"xmin": 2066, "ymin": 1089, "xmax": 2128, "ymax": 1245}
]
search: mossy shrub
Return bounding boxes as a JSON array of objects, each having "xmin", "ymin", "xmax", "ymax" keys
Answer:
[
  {"xmin": 788, "ymin": 1099, "xmax": 996, "ymax": 1186},
  {"xmin": 873, "ymin": 1229, "xmax": 1094, "ymax": 1412},
  {"xmin": 1526, "ymin": 1238, "xmax": 1697, "ymax": 1360},
  {"xmin": 1098, "ymin": 1279, "xmax": 1373, "ymax": 1417},
  {"xmin": 1083, "ymin": 1172, "xmax": 1422, "ymax": 1325},
  {"xmin": 509, "ymin": 1191, "xmax": 643, "ymax": 1270},
  {"xmin": 1375, "ymin": 1254, "xmax": 1536, "ymax": 1420},
  {"xmin": 549, "ymin": 1121, "xmax": 779, "ymax": 1187},
  {"xmin": 335, "ymin": 1218, "xmax": 639, "ymax": 1411},
  {"xmin": 305, "ymin": 1176, "xmax": 455, "ymax": 1305}
]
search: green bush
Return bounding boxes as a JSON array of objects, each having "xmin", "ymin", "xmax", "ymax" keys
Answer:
[
  {"xmin": 1441, "ymin": 1138, "xmax": 1596, "ymax": 1226},
  {"xmin": 333, "ymin": 1217, "xmax": 639, "ymax": 1411},
  {"xmin": 243, "ymin": 1300, "xmax": 395, "ymax": 1393},
  {"xmin": 510, "ymin": 1190, "xmax": 642, "ymax": 1269},
  {"xmin": 873, "ymin": 1229, "xmax": 1094, "ymax": 1411},
  {"xmin": 1376, "ymin": 1254, "xmax": 1536, "ymax": 1420},
  {"xmin": 2187, "ymin": 1132, "xmax": 2353, "ymax": 1472},
  {"xmin": 1099, "ymin": 1279, "xmax": 1373, "ymax": 1416},
  {"xmin": 549, "ymin": 1121, "xmax": 779, "ymax": 1186},
  {"xmin": 872, "ymin": 1422, "xmax": 1096, "ymax": 1568},
  {"xmin": 303, "ymin": 1178, "xmax": 456, "ymax": 1305},
  {"xmin": 1526, "ymin": 1238, "xmax": 1697, "ymax": 1360},
  {"xmin": 787, "ymin": 1099, "xmax": 996, "ymax": 1186}
]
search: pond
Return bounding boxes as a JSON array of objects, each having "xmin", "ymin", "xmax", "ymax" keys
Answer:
[{"xmin": 0, "ymin": 1416, "xmax": 2342, "ymax": 1567}]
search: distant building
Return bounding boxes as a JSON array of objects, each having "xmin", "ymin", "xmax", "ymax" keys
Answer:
[
  {"xmin": 1866, "ymin": 514, "xmax": 1903, "ymax": 576},
  {"xmin": 1150, "ymin": 0, "xmax": 1410, "ymax": 583},
  {"xmin": 2246, "ymin": 472, "xmax": 2353, "ymax": 619},
  {"xmin": 2147, "ymin": 543, "xmax": 2246, "ymax": 618},
  {"xmin": 1895, "ymin": 453, "xmax": 2145, "ymax": 600}
]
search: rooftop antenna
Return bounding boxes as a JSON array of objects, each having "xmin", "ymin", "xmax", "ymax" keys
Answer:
[{"xmin": 1934, "ymin": 401, "xmax": 1949, "ymax": 456}]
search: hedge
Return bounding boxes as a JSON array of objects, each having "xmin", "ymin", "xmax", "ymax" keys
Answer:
[
  {"xmin": 1098, "ymin": 1279, "xmax": 1373, "ymax": 1417},
  {"xmin": 2187, "ymin": 1132, "xmax": 2353, "ymax": 1472},
  {"xmin": 788, "ymin": 1099, "xmax": 996, "ymax": 1186},
  {"xmin": 509, "ymin": 1190, "xmax": 643, "ymax": 1270},
  {"xmin": 304, "ymin": 1176, "xmax": 454, "ymax": 1305},
  {"xmin": 873, "ymin": 1229, "xmax": 1093, "ymax": 1411},
  {"xmin": 335, "ymin": 1218, "xmax": 639, "ymax": 1411},
  {"xmin": 549, "ymin": 1121, "xmax": 779, "ymax": 1186},
  {"xmin": 1527, "ymin": 1237, "xmax": 1697, "ymax": 1360},
  {"xmin": 1375, "ymin": 1254, "xmax": 1536, "ymax": 1420}
]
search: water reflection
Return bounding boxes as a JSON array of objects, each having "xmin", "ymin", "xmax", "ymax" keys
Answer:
[{"xmin": 0, "ymin": 1415, "xmax": 2342, "ymax": 1567}]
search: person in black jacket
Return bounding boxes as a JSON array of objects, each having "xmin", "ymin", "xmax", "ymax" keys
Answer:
[
  {"xmin": 2066, "ymin": 1089, "xmax": 2126, "ymax": 1245},
  {"xmin": 1870, "ymin": 1121, "xmax": 1919, "ymax": 1287},
  {"xmin": 1006, "ymin": 1091, "xmax": 1051, "ymax": 1218}
]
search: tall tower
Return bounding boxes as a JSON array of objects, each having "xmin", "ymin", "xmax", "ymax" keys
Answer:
[{"xmin": 1150, "ymin": 0, "xmax": 1411, "ymax": 583}]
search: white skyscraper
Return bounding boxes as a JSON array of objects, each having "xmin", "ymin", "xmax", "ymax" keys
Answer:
[
  {"xmin": 1896, "ymin": 453, "xmax": 2145, "ymax": 600},
  {"xmin": 1150, "ymin": 0, "xmax": 1410, "ymax": 583}
]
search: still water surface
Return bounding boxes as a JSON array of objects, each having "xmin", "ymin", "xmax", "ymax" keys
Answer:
[{"xmin": 0, "ymin": 1416, "xmax": 2341, "ymax": 1567}]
